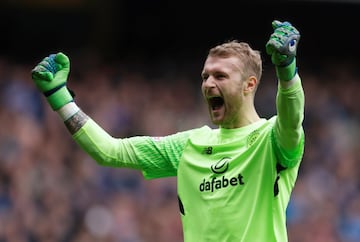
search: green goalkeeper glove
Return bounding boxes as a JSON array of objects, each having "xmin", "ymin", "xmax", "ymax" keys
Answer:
[
  {"xmin": 31, "ymin": 52, "xmax": 73, "ymax": 110},
  {"xmin": 266, "ymin": 20, "xmax": 300, "ymax": 81}
]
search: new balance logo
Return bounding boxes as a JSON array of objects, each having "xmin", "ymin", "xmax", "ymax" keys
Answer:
[{"xmin": 203, "ymin": 146, "xmax": 213, "ymax": 154}]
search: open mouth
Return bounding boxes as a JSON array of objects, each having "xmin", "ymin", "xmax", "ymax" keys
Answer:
[{"xmin": 208, "ymin": 97, "xmax": 224, "ymax": 110}]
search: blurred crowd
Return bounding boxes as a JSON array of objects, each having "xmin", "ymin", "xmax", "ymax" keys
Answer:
[{"xmin": 0, "ymin": 54, "xmax": 359, "ymax": 242}]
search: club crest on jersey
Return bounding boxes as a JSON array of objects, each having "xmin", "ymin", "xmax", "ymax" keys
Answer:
[{"xmin": 247, "ymin": 129, "xmax": 260, "ymax": 147}]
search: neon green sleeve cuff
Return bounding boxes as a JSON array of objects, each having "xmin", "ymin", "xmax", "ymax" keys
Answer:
[{"xmin": 275, "ymin": 58, "xmax": 297, "ymax": 82}]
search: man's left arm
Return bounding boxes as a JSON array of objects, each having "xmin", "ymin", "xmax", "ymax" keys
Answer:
[{"xmin": 266, "ymin": 20, "xmax": 305, "ymax": 168}]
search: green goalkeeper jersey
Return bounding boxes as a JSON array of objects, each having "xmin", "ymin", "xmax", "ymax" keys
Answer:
[{"xmin": 73, "ymin": 77, "xmax": 305, "ymax": 242}]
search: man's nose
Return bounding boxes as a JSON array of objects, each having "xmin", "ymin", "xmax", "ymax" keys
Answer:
[{"xmin": 203, "ymin": 77, "xmax": 216, "ymax": 88}]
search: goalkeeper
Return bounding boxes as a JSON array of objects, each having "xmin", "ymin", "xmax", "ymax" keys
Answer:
[{"xmin": 31, "ymin": 20, "xmax": 305, "ymax": 242}]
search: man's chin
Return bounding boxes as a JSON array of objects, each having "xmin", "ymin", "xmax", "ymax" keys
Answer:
[
  {"xmin": 210, "ymin": 115, "xmax": 224, "ymax": 126},
  {"xmin": 209, "ymin": 107, "xmax": 225, "ymax": 125}
]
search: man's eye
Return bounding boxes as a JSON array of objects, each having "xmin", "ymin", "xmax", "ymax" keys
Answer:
[
  {"xmin": 215, "ymin": 74, "xmax": 226, "ymax": 80},
  {"xmin": 201, "ymin": 75, "xmax": 208, "ymax": 81}
]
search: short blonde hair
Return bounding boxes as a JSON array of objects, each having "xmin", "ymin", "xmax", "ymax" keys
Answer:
[{"xmin": 208, "ymin": 40, "xmax": 262, "ymax": 81}]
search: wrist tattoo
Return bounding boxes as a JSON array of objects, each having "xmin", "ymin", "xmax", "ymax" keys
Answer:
[{"xmin": 64, "ymin": 110, "xmax": 89, "ymax": 134}]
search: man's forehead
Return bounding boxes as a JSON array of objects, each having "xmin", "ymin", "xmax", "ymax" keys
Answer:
[{"xmin": 203, "ymin": 56, "xmax": 242, "ymax": 72}]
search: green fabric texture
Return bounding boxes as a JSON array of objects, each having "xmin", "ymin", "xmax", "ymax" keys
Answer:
[{"xmin": 274, "ymin": 76, "xmax": 305, "ymax": 167}]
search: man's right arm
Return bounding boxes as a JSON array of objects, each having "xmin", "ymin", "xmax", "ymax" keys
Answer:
[
  {"xmin": 30, "ymin": 52, "xmax": 188, "ymax": 176},
  {"xmin": 30, "ymin": 52, "xmax": 140, "ymax": 168}
]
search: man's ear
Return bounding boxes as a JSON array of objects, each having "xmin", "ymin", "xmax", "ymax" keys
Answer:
[{"xmin": 244, "ymin": 76, "xmax": 258, "ymax": 94}]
